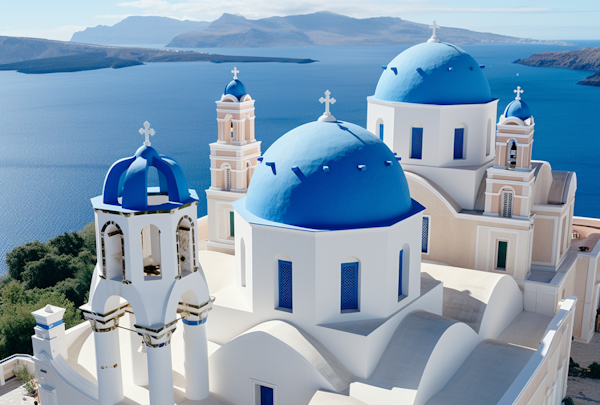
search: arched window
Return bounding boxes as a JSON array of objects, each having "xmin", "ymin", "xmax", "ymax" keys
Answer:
[
  {"xmin": 222, "ymin": 163, "xmax": 232, "ymax": 191},
  {"xmin": 501, "ymin": 189, "xmax": 514, "ymax": 218},
  {"xmin": 240, "ymin": 238, "xmax": 246, "ymax": 287},
  {"xmin": 398, "ymin": 244, "xmax": 410, "ymax": 299},
  {"xmin": 507, "ymin": 139, "xmax": 517, "ymax": 169},
  {"xmin": 277, "ymin": 260, "xmax": 292, "ymax": 311},
  {"xmin": 341, "ymin": 261, "xmax": 359, "ymax": 312},
  {"xmin": 486, "ymin": 119, "xmax": 492, "ymax": 156},
  {"xmin": 453, "ymin": 124, "xmax": 467, "ymax": 160},
  {"xmin": 100, "ymin": 221, "xmax": 126, "ymax": 282},
  {"xmin": 176, "ymin": 216, "xmax": 196, "ymax": 279},
  {"xmin": 410, "ymin": 124, "xmax": 423, "ymax": 159},
  {"xmin": 141, "ymin": 224, "xmax": 161, "ymax": 278}
]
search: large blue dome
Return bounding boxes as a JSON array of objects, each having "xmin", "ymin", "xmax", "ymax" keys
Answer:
[
  {"xmin": 374, "ymin": 42, "xmax": 492, "ymax": 105},
  {"xmin": 224, "ymin": 79, "xmax": 247, "ymax": 100},
  {"xmin": 243, "ymin": 120, "xmax": 414, "ymax": 230},
  {"xmin": 101, "ymin": 145, "xmax": 194, "ymax": 211},
  {"xmin": 504, "ymin": 99, "xmax": 531, "ymax": 120}
]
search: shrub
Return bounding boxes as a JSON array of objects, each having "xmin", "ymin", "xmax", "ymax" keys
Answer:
[
  {"xmin": 562, "ymin": 397, "xmax": 575, "ymax": 405},
  {"xmin": 6, "ymin": 241, "xmax": 49, "ymax": 281},
  {"xmin": 589, "ymin": 362, "xmax": 600, "ymax": 379},
  {"xmin": 14, "ymin": 363, "xmax": 34, "ymax": 383}
]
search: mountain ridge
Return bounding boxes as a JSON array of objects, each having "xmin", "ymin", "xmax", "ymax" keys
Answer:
[{"xmin": 515, "ymin": 47, "xmax": 600, "ymax": 86}]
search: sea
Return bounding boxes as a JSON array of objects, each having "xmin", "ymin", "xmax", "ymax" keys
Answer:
[{"xmin": 1, "ymin": 41, "xmax": 600, "ymax": 276}]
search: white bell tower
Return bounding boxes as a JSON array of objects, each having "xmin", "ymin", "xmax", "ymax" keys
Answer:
[
  {"xmin": 82, "ymin": 122, "xmax": 212, "ymax": 405},
  {"xmin": 206, "ymin": 67, "xmax": 262, "ymax": 254}
]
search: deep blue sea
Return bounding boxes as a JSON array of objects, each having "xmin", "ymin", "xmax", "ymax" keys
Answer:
[{"xmin": 1, "ymin": 41, "xmax": 600, "ymax": 275}]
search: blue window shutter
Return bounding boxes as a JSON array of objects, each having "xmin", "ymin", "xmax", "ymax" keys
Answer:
[
  {"xmin": 278, "ymin": 260, "xmax": 292, "ymax": 310},
  {"xmin": 379, "ymin": 123, "xmax": 384, "ymax": 141},
  {"xmin": 398, "ymin": 250, "xmax": 403, "ymax": 296},
  {"xmin": 454, "ymin": 128, "xmax": 464, "ymax": 159},
  {"xmin": 411, "ymin": 128, "xmax": 423, "ymax": 159},
  {"xmin": 341, "ymin": 262, "xmax": 359, "ymax": 311},
  {"xmin": 422, "ymin": 217, "xmax": 429, "ymax": 253},
  {"xmin": 260, "ymin": 386, "xmax": 274, "ymax": 405}
]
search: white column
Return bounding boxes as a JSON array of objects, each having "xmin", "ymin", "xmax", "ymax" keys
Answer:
[
  {"xmin": 126, "ymin": 313, "xmax": 148, "ymax": 386},
  {"xmin": 143, "ymin": 332, "xmax": 176, "ymax": 405},
  {"xmin": 93, "ymin": 321, "xmax": 124, "ymax": 405},
  {"xmin": 183, "ymin": 315, "xmax": 209, "ymax": 400}
]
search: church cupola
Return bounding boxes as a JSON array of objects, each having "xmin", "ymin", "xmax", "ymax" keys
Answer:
[{"xmin": 206, "ymin": 67, "xmax": 262, "ymax": 254}]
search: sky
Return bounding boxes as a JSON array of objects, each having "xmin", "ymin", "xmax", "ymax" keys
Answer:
[{"xmin": 1, "ymin": 0, "xmax": 599, "ymax": 42}]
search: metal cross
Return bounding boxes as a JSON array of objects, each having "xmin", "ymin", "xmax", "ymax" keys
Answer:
[
  {"xmin": 319, "ymin": 90, "xmax": 336, "ymax": 115},
  {"xmin": 232, "ymin": 67, "xmax": 239, "ymax": 80},
  {"xmin": 430, "ymin": 20, "xmax": 440, "ymax": 37},
  {"xmin": 514, "ymin": 86, "xmax": 524, "ymax": 101},
  {"xmin": 139, "ymin": 121, "xmax": 155, "ymax": 146}
]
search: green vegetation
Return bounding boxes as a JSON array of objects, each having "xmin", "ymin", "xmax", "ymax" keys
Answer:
[
  {"xmin": 0, "ymin": 223, "xmax": 96, "ymax": 359},
  {"xmin": 568, "ymin": 357, "xmax": 600, "ymax": 379},
  {"xmin": 14, "ymin": 363, "xmax": 35, "ymax": 383}
]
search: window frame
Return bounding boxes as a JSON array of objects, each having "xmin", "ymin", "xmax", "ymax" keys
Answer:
[
  {"xmin": 421, "ymin": 215, "xmax": 431, "ymax": 255},
  {"xmin": 496, "ymin": 240, "xmax": 508, "ymax": 271},
  {"xmin": 276, "ymin": 260, "xmax": 293, "ymax": 312},
  {"xmin": 251, "ymin": 380, "xmax": 277, "ymax": 405},
  {"xmin": 340, "ymin": 262, "xmax": 360, "ymax": 313},
  {"xmin": 453, "ymin": 128, "xmax": 465, "ymax": 160},
  {"xmin": 410, "ymin": 127, "xmax": 423, "ymax": 160}
]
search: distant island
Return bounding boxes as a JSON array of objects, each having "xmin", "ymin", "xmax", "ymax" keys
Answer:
[
  {"xmin": 515, "ymin": 47, "xmax": 600, "ymax": 86},
  {"xmin": 0, "ymin": 36, "xmax": 316, "ymax": 74},
  {"xmin": 70, "ymin": 12, "xmax": 572, "ymax": 48}
]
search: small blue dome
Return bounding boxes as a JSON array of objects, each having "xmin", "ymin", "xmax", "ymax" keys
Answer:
[
  {"xmin": 244, "ymin": 120, "xmax": 413, "ymax": 230},
  {"xmin": 224, "ymin": 79, "xmax": 247, "ymax": 100},
  {"xmin": 374, "ymin": 42, "xmax": 492, "ymax": 105},
  {"xmin": 102, "ymin": 145, "xmax": 193, "ymax": 211},
  {"xmin": 504, "ymin": 99, "xmax": 531, "ymax": 120}
]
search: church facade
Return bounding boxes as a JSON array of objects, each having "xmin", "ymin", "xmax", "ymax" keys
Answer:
[{"xmin": 27, "ymin": 28, "xmax": 599, "ymax": 405}]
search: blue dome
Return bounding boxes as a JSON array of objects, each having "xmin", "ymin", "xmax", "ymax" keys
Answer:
[
  {"xmin": 504, "ymin": 99, "xmax": 531, "ymax": 120},
  {"xmin": 224, "ymin": 79, "xmax": 247, "ymax": 100},
  {"xmin": 102, "ymin": 145, "xmax": 193, "ymax": 211},
  {"xmin": 244, "ymin": 120, "xmax": 413, "ymax": 230},
  {"xmin": 374, "ymin": 42, "xmax": 492, "ymax": 105}
]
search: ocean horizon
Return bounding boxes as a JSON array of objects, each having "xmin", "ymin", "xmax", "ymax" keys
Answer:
[{"xmin": 1, "ymin": 40, "xmax": 599, "ymax": 276}]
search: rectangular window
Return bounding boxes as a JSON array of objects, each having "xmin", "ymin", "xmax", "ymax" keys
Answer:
[
  {"xmin": 454, "ymin": 128, "xmax": 464, "ymax": 159},
  {"xmin": 278, "ymin": 260, "xmax": 292, "ymax": 311},
  {"xmin": 379, "ymin": 123, "xmax": 384, "ymax": 141},
  {"xmin": 398, "ymin": 250, "xmax": 403, "ymax": 297},
  {"xmin": 341, "ymin": 262, "xmax": 359, "ymax": 312},
  {"xmin": 497, "ymin": 241, "xmax": 508, "ymax": 270},
  {"xmin": 411, "ymin": 127, "xmax": 423, "ymax": 159},
  {"xmin": 422, "ymin": 217, "xmax": 430, "ymax": 253},
  {"xmin": 229, "ymin": 211, "xmax": 235, "ymax": 237},
  {"xmin": 260, "ymin": 386, "xmax": 274, "ymax": 405}
]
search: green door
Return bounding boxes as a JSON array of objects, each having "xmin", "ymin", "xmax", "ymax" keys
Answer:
[
  {"xmin": 497, "ymin": 241, "xmax": 507, "ymax": 270},
  {"xmin": 229, "ymin": 212, "xmax": 235, "ymax": 237}
]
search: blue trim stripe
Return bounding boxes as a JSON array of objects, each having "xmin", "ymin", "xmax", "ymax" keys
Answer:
[
  {"xmin": 36, "ymin": 320, "xmax": 64, "ymax": 330},
  {"xmin": 182, "ymin": 317, "xmax": 207, "ymax": 326}
]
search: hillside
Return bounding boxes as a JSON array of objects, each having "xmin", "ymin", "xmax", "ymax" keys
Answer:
[
  {"xmin": 167, "ymin": 12, "xmax": 570, "ymax": 48},
  {"xmin": 0, "ymin": 36, "xmax": 316, "ymax": 74},
  {"xmin": 71, "ymin": 16, "xmax": 211, "ymax": 45},
  {"xmin": 515, "ymin": 47, "xmax": 600, "ymax": 86}
]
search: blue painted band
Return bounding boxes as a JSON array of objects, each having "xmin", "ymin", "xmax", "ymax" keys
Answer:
[
  {"xmin": 182, "ymin": 317, "xmax": 207, "ymax": 326},
  {"xmin": 36, "ymin": 320, "xmax": 64, "ymax": 330}
]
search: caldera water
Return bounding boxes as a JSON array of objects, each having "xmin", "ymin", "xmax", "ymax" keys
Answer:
[{"xmin": 1, "ymin": 41, "xmax": 599, "ymax": 275}]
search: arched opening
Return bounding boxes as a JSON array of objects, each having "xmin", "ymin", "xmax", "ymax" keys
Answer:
[
  {"xmin": 221, "ymin": 163, "xmax": 232, "ymax": 191},
  {"xmin": 240, "ymin": 238, "xmax": 246, "ymax": 287},
  {"xmin": 399, "ymin": 243, "xmax": 410, "ymax": 300},
  {"xmin": 410, "ymin": 122, "xmax": 423, "ymax": 160},
  {"xmin": 176, "ymin": 216, "xmax": 196, "ymax": 279},
  {"xmin": 245, "ymin": 160, "xmax": 252, "ymax": 189},
  {"xmin": 486, "ymin": 119, "xmax": 492, "ymax": 156},
  {"xmin": 141, "ymin": 224, "xmax": 161, "ymax": 278},
  {"xmin": 500, "ymin": 187, "xmax": 514, "ymax": 218},
  {"xmin": 453, "ymin": 123, "xmax": 467, "ymax": 160},
  {"xmin": 101, "ymin": 221, "xmax": 126, "ymax": 282},
  {"xmin": 507, "ymin": 139, "xmax": 517, "ymax": 169},
  {"xmin": 341, "ymin": 257, "xmax": 360, "ymax": 313}
]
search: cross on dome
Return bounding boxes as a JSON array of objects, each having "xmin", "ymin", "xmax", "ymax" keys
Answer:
[
  {"xmin": 318, "ymin": 90, "xmax": 337, "ymax": 122},
  {"xmin": 139, "ymin": 121, "xmax": 155, "ymax": 146},
  {"xmin": 514, "ymin": 86, "xmax": 524, "ymax": 101},
  {"xmin": 232, "ymin": 67, "xmax": 239, "ymax": 80},
  {"xmin": 428, "ymin": 20, "xmax": 441, "ymax": 43}
]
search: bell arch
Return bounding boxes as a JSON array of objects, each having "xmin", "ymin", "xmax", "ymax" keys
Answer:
[
  {"xmin": 176, "ymin": 215, "xmax": 197, "ymax": 279},
  {"xmin": 100, "ymin": 221, "xmax": 127, "ymax": 282}
]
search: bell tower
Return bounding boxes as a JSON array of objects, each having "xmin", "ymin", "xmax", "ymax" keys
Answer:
[
  {"xmin": 206, "ymin": 67, "xmax": 262, "ymax": 254},
  {"xmin": 484, "ymin": 86, "xmax": 536, "ymax": 219}
]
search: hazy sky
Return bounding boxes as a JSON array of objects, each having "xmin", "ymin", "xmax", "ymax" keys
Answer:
[{"xmin": 1, "ymin": 0, "xmax": 598, "ymax": 41}]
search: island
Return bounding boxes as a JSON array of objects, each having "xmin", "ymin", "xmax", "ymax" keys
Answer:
[
  {"xmin": 0, "ymin": 36, "xmax": 316, "ymax": 74},
  {"xmin": 515, "ymin": 46, "xmax": 600, "ymax": 86}
]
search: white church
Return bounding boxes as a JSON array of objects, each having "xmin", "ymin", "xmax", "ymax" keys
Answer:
[{"xmin": 27, "ymin": 25, "xmax": 600, "ymax": 405}]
